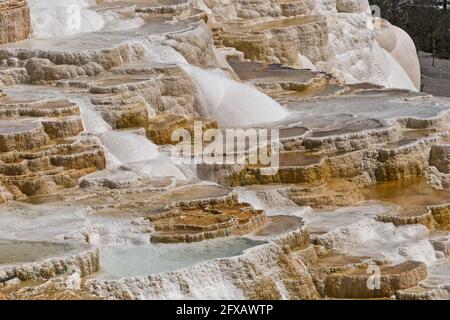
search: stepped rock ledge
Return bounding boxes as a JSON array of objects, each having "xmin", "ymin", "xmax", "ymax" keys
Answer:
[{"xmin": 0, "ymin": 0, "xmax": 449, "ymax": 300}]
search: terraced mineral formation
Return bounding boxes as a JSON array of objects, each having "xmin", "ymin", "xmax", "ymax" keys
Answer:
[
  {"xmin": 149, "ymin": 204, "xmax": 266, "ymax": 243},
  {"xmin": 324, "ymin": 261, "xmax": 428, "ymax": 299},
  {"xmin": 0, "ymin": 95, "xmax": 106, "ymax": 198},
  {"xmin": 0, "ymin": 0, "xmax": 450, "ymax": 301},
  {"xmin": 204, "ymin": 0, "xmax": 419, "ymax": 90},
  {"xmin": 0, "ymin": 0, "xmax": 31, "ymax": 45}
]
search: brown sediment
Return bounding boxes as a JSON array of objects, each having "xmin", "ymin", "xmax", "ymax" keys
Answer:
[
  {"xmin": 147, "ymin": 113, "xmax": 218, "ymax": 145},
  {"xmin": 0, "ymin": 97, "xmax": 106, "ymax": 199},
  {"xmin": 150, "ymin": 204, "xmax": 267, "ymax": 243}
]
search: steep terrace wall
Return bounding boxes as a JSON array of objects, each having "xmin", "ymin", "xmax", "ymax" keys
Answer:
[{"xmin": 0, "ymin": 0, "xmax": 30, "ymax": 44}]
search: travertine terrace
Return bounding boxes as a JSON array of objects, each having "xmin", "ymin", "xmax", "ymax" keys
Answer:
[
  {"xmin": 0, "ymin": 0, "xmax": 30, "ymax": 45},
  {"xmin": 0, "ymin": 0, "xmax": 450, "ymax": 300}
]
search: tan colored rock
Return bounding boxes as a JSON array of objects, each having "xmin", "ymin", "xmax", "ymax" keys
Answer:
[
  {"xmin": 374, "ymin": 134, "xmax": 441, "ymax": 181},
  {"xmin": 289, "ymin": 179, "xmax": 364, "ymax": 209},
  {"xmin": 150, "ymin": 204, "xmax": 266, "ymax": 243},
  {"xmin": 0, "ymin": 95, "xmax": 106, "ymax": 198},
  {"xmin": 230, "ymin": 61, "xmax": 343, "ymax": 96},
  {"xmin": 0, "ymin": 122, "xmax": 105, "ymax": 198},
  {"xmin": 25, "ymin": 58, "xmax": 103, "ymax": 83},
  {"xmin": 377, "ymin": 211, "xmax": 435, "ymax": 229},
  {"xmin": 430, "ymin": 204, "xmax": 450, "ymax": 231},
  {"xmin": 0, "ymin": 0, "xmax": 449, "ymax": 301},
  {"xmin": 0, "ymin": 100, "xmax": 80, "ymax": 119},
  {"xmin": 41, "ymin": 116, "xmax": 84, "ymax": 139},
  {"xmin": 198, "ymin": 149, "xmax": 366, "ymax": 187},
  {"xmin": 0, "ymin": 42, "xmax": 144, "ymax": 71},
  {"xmin": 303, "ymin": 121, "xmax": 400, "ymax": 152},
  {"xmin": 198, "ymin": 126, "xmax": 447, "ymax": 187},
  {"xmin": 0, "ymin": 189, "xmax": 6, "ymax": 205},
  {"xmin": 0, "ymin": 245, "xmax": 99, "ymax": 281},
  {"xmin": 164, "ymin": 22, "xmax": 222, "ymax": 67},
  {"xmin": 49, "ymin": 146, "xmax": 106, "ymax": 171},
  {"xmin": 396, "ymin": 286, "xmax": 450, "ymax": 300},
  {"xmin": 95, "ymin": 98, "xmax": 149, "ymax": 130},
  {"xmin": 325, "ymin": 261, "xmax": 428, "ymax": 298},
  {"xmin": 86, "ymin": 64, "xmax": 197, "ymax": 117},
  {"xmin": 0, "ymin": 120, "xmax": 49, "ymax": 152},
  {"xmin": 147, "ymin": 113, "xmax": 217, "ymax": 145},
  {"xmin": 200, "ymin": 0, "xmax": 421, "ymax": 90},
  {"xmin": 0, "ymin": 67, "xmax": 29, "ymax": 85},
  {"xmin": 430, "ymin": 144, "xmax": 450, "ymax": 174},
  {"xmin": 306, "ymin": 253, "xmax": 375, "ymax": 297},
  {"xmin": 0, "ymin": 0, "xmax": 30, "ymax": 44},
  {"xmin": 221, "ymin": 16, "xmax": 332, "ymax": 67},
  {"xmin": 201, "ymin": 0, "xmax": 315, "ymax": 21},
  {"xmin": 134, "ymin": 0, "xmax": 190, "ymax": 16},
  {"xmin": 430, "ymin": 238, "xmax": 450, "ymax": 257},
  {"xmin": 336, "ymin": 0, "xmax": 369, "ymax": 13}
]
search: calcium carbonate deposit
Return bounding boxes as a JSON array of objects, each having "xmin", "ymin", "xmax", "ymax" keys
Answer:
[{"xmin": 0, "ymin": 0, "xmax": 449, "ymax": 300}]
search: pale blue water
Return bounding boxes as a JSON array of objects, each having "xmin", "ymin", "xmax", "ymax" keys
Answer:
[{"xmin": 97, "ymin": 237, "xmax": 267, "ymax": 280}]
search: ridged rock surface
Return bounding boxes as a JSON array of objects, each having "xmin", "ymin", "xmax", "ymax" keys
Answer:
[
  {"xmin": 0, "ymin": 0, "xmax": 30, "ymax": 44},
  {"xmin": 0, "ymin": 0, "xmax": 449, "ymax": 301},
  {"xmin": 202, "ymin": 0, "xmax": 420, "ymax": 90}
]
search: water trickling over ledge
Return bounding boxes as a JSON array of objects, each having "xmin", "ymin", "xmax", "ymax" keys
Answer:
[{"xmin": 0, "ymin": 0, "xmax": 449, "ymax": 300}]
